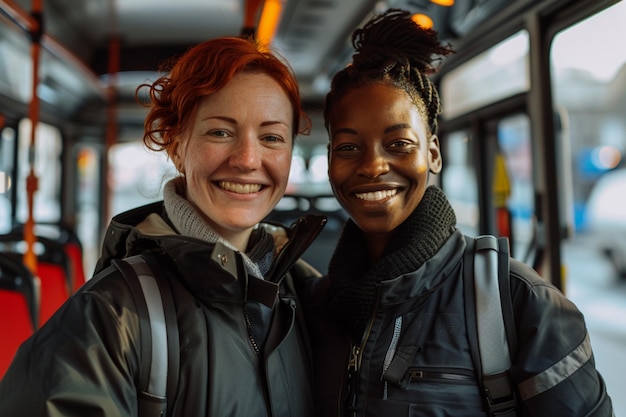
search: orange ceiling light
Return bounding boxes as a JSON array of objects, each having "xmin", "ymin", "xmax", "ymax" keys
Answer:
[
  {"xmin": 257, "ymin": 0, "xmax": 283, "ymax": 50},
  {"xmin": 411, "ymin": 13, "xmax": 433, "ymax": 29},
  {"xmin": 431, "ymin": 0, "xmax": 455, "ymax": 5}
]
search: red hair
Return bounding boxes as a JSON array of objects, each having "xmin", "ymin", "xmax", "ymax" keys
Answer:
[{"xmin": 137, "ymin": 37, "xmax": 309, "ymax": 154}]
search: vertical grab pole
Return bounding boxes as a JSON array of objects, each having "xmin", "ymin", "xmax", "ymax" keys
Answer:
[
  {"xmin": 242, "ymin": 0, "xmax": 264, "ymax": 37},
  {"xmin": 102, "ymin": 0, "xmax": 119, "ymax": 228},
  {"xmin": 103, "ymin": 34, "xmax": 119, "ymax": 225},
  {"xmin": 24, "ymin": 0, "xmax": 43, "ymax": 275}
]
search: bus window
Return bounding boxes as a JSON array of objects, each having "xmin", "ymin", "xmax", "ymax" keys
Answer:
[
  {"xmin": 441, "ymin": 31, "xmax": 529, "ymax": 120},
  {"xmin": 109, "ymin": 141, "xmax": 177, "ymax": 218},
  {"xmin": 552, "ymin": 2, "xmax": 626, "ymax": 282},
  {"xmin": 497, "ymin": 114, "xmax": 533, "ymax": 261},
  {"xmin": 0, "ymin": 126, "xmax": 16, "ymax": 234},
  {"xmin": 442, "ymin": 130, "xmax": 479, "ymax": 237},
  {"xmin": 551, "ymin": 2, "xmax": 626, "ymax": 412},
  {"xmin": 16, "ymin": 119, "xmax": 62, "ymax": 225},
  {"xmin": 75, "ymin": 144, "xmax": 101, "ymax": 276}
]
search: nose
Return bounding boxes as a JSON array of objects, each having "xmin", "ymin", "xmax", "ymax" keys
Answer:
[
  {"xmin": 355, "ymin": 146, "xmax": 388, "ymax": 178},
  {"xmin": 229, "ymin": 136, "xmax": 261, "ymax": 171}
]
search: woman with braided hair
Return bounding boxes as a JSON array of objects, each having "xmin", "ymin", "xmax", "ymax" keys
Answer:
[{"xmin": 298, "ymin": 8, "xmax": 613, "ymax": 417}]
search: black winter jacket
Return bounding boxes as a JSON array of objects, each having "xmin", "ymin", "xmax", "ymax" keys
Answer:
[
  {"xmin": 0, "ymin": 202, "xmax": 326, "ymax": 417},
  {"xmin": 299, "ymin": 188, "xmax": 613, "ymax": 417}
]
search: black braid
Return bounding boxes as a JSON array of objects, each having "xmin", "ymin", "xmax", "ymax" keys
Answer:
[{"xmin": 324, "ymin": 8, "xmax": 453, "ymax": 134}]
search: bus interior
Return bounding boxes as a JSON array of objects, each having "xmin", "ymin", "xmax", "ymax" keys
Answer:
[{"xmin": 0, "ymin": 0, "xmax": 625, "ymax": 409}]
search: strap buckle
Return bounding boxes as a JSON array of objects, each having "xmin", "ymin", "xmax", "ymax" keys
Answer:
[{"xmin": 483, "ymin": 371, "xmax": 518, "ymax": 416}]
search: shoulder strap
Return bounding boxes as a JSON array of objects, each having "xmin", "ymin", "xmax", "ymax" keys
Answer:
[
  {"xmin": 112, "ymin": 254, "xmax": 179, "ymax": 417},
  {"xmin": 464, "ymin": 235, "xmax": 518, "ymax": 417}
]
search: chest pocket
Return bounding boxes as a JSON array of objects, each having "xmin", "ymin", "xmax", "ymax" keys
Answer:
[{"xmin": 378, "ymin": 310, "xmax": 484, "ymax": 413}]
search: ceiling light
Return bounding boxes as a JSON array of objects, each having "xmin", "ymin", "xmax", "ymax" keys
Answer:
[
  {"xmin": 411, "ymin": 14, "xmax": 433, "ymax": 29},
  {"xmin": 257, "ymin": 0, "xmax": 284, "ymax": 50},
  {"xmin": 431, "ymin": 0, "xmax": 454, "ymax": 6}
]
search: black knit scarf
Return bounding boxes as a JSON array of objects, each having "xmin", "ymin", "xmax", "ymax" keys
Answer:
[{"xmin": 327, "ymin": 185, "xmax": 457, "ymax": 342}]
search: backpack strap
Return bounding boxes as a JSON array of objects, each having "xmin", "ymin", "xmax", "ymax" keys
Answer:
[
  {"xmin": 112, "ymin": 254, "xmax": 179, "ymax": 417},
  {"xmin": 464, "ymin": 235, "xmax": 518, "ymax": 417}
]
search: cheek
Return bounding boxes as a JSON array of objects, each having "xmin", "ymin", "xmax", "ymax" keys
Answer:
[
  {"xmin": 406, "ymin": 153, "xmax": 430, "ymax": 175},
  {"xmin": 327, "ymin": 163, "xmax": 341, "ymax": 186},
  {"xmin": 185, "ymin": 145, "xmax": 228, "ymax": 181},
  {"xmin": 184, "ymin": 149, "xmax": 209, "ymax": 176},
  {"xmin": 415, "ymin": 164, "xmax": 429, "ymax": 174},
  {"xmin": 272, "ymin": 150, "xmax": 293, "ymax": 184},
  {"xmin": 327, "ymin": 154, "xmax": 345, "ymax": 182}
]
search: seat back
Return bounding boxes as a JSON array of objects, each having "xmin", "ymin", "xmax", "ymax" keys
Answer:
[
  {"xmin": 64, "ymin": 241, "xmax": 86, "ymax": 292},
  {"xmin": 0, "ymin": 233, "xmax": 72, "ymax": 326},
  {"xmin": 10, "ymin": 224, "xmax": 86, "ymax": 292},
  {"xmin": 36, "ymin": 261, "xmax": 70, "ymax": 324},
  {"xmin": 0, "ymin": 253, "xmax": 38, "ymax": 379}
]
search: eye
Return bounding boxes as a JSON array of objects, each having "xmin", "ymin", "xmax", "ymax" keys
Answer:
[
  {"xmin": 387, "ymin": 139, "xmax": 416, "ymax": 153},
  {"xmin": 207, "ymin": 129, "xmax": 230, "ymax": 138},
  {"xmin": 333, "ymin": 143, "xmax": 358, "ymax": 152},
  {"xmin": 388, "ymin": 139, "xmax": 409, "ymax": 148},
  {"xmin": 262, "ymin": 134, "xmax": 285, "ymax": 143}
]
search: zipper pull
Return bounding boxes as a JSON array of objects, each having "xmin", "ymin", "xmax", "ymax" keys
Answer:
[
  {"xmin": 348, "ymin": 344, "xmax": 360, "ymax": 372},
  {"xmin": 346, "ymin": 344, "xmax": 361, "ymax": 416}
]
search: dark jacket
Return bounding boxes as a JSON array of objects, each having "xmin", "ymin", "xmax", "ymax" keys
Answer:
[
  {"xmin": 300, "ymin": 190, "xmax": 613, "ymax": 417},
  {"xmin": 0, "ymin": 202, "xmax": 326, "ymax": 417}
]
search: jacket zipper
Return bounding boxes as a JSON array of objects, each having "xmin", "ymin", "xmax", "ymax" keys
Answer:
[
  {"xmin": 344, "ymin": 287, "xmax": 380, "ymax": 417},
  {"xmin": 408, "ymin": 368, "xmax": 475, "ymax": 382},
  {"xmin": 346, "ymin": 343, "xmax": 360, "ymax": 416},
  {"xmin": 243, "ymin": 308, "xmax": 260, "ymax": 354}
]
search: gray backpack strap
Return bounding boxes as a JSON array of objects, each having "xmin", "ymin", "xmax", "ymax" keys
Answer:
[
  {"xmin": 465, "ymin": 235, "xmax": 518, "ymax": 417},
  {"xmin": 112, "ymin": 254, "xmax": 179, "ymax": 417},
  {"xmin": 474, "ymin": 235, "xmax": 511, "ymax": 375}
]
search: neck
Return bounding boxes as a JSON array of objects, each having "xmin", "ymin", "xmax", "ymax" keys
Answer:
[
  {"xmin": 365, "ymin": 233, "xmax": 390, "ymax": 263},
  {"xmin": 216, "ymin": 227, "xmax": 253, "ymax": 252}
]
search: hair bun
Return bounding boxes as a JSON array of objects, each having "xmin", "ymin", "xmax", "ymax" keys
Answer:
[{"xmin": 351, "ymin": 8, "xmax": 451, "ymax": 75}]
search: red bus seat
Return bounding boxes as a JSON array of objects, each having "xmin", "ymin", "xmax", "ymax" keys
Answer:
[
  {"xmin": 37, "ymin": 261, "xmax": 70, "ymax": 325},
  {"xmin": 64, "ymin": 242, "xmax": 86, "ymax": 292},
  {"xmin": 0, "ymin": 233, "xmax": 72, "ymax": 327},
  {"xmin": 10, "ymin": 224, "xmax": 86, "ymax": 293},
  {"xmin": 0, "ymin": 254, "xmax": 38, "ymax": 379}
]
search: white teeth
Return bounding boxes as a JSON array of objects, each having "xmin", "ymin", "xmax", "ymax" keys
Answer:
[
  {"xmin": 355, "ymin": 189, "xmax": 398, "ymax": 201},
  {"xmin": 219, "ymin": 181, "xmax": 262, "ymax": 194}
]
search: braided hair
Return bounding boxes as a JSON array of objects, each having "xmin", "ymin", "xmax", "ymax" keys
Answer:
[{"xmin": 323, "ymin": 9, "xmax": 453, "ymax": 135}]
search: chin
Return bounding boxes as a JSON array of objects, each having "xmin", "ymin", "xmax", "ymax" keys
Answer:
[{"xmin": 353, "ymin": 219, "xmax": 397, "ymax": 235}]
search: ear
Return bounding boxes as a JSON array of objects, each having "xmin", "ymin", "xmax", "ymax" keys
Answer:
[
  {"xmin": 170, "ymin": 137, "xmax": 185, "ymax": 173},
  {"xmin": 428, "ymin": 134, "xmax": 442, "ymax": 174}
]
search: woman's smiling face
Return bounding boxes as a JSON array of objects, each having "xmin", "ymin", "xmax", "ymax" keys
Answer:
[
  {"xmin": 172, "ymin": 71, "xmax": 293, "ymax": 249},
  {"xmin": 328, "ymin": 82, "xmax": 441, "ymax": 240}
]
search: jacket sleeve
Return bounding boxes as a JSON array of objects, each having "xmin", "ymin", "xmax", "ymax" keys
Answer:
[
  {"xmin": 509, "ymin": 259, "xmax": 614, "ymax": 417},
  {"xmin": 0, "ymin": 271, "xmax": 141, "ymax": 417}
]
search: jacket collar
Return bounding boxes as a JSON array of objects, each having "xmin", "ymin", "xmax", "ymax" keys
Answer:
[
  {"xmin": 327, "ymin": 185, "xmax": 458, "ymax": 341},
  {"xmin": 95, "ymin": 201, "xmax": 327, "ymax": 306}
]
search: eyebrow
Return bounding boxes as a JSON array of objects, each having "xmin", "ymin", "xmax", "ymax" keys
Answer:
[
  {"xmin": 333, "ymin": 123, "xmax": 411, "ymax": 136},
  {"xmin": 384, "ymin": 123, "xmax": 411, "ymax": 133},
  {"xmin": 202, "ymin": 116, "xmax": 289, "ymax": 128}
]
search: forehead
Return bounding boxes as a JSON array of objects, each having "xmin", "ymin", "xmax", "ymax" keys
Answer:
[
  {"xmin": 209, "ymin": 72, "xmax": 287, "ymax": 102},
  {"xmin": 194, "ymin": 72, "xmax": 293, "ymax": 118},
  {"xmin": 329, "ymin": 83, "xmax": 428, "ymax": 132}
]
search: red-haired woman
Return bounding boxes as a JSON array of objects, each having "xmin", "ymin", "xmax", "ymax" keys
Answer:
[{"xmin": 0, "ymin": 37, "xmax": 324, "ymax": 417}]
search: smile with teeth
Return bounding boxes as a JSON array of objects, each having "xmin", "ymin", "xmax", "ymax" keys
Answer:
[
  {"xmin": 354, "ymin": 188, "xmax": 398, "ymax": 202},
  {"xmin": 219, "ymin": 181, "xmax": 263, "ymax": 194}
]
